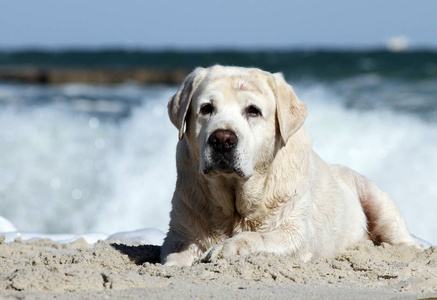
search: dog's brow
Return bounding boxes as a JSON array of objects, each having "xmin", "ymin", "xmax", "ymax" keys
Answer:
[
  {"xmin": 233, "ymin": 78, "xmax": 262, "ymax": 94},
  {"xmin": 239, "ymin": 83, "xmax": 248, "ymax": 90}
]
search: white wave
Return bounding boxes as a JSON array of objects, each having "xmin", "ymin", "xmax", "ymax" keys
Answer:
[
  {"xmin": 106, "ymin": 228, "xmax": 165, "ymax": 245},
  {"xmin": 0, "ymin": 215, "xmax": 164, "ymax": 245},
  {"xmin": 0, "ymin": 216, "xmax": 17, "ymax": 232},
  {"xmin": 1, "ymin": 231, "xmax": 109, "ymax": 244},
  {"xmin": 92, "ymin": 92, "xmax": 177, "ymax": 234}
]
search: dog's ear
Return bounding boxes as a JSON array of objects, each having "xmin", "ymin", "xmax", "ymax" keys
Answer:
[
  {"xmin": 168, "ymin": 67, "xmax": 206, "ymax": 140},
  {"xmin": 271, "ymin": 73, "xmax": 307, "ymax": 144}
]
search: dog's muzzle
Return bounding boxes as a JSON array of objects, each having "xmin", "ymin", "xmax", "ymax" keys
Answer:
[{"xmin": 204, "ymin": 129, "xmax": 243, "ymax": 176}]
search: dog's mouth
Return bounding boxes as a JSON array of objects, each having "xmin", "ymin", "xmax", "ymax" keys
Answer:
[{"xmin": 203, "ymin": 157, "xmax": 245, "ymax": 178}]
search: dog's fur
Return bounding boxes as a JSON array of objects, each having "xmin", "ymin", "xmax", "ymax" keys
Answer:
[{"xmin": 161, "ymin": 65, "xmax": 419, "ymax": 266}]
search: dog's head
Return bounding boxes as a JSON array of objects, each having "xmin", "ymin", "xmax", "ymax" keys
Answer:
[{"xmin": 168, "ymin": 65, "xmax": 307, "ymax": 179}]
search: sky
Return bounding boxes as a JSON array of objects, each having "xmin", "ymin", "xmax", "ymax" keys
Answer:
[{"xmin": 0, "ymin": 0, "xmax": 436, "ymax": 50}]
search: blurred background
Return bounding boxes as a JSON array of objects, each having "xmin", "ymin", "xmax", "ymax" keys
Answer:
[{"xmin": 0, "ymin": 0, "xmax": 436, "ymax": 244}]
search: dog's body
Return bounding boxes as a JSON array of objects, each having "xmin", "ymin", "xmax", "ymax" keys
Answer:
[{"xmin": 161, "ymin": 65, "xmax": 419, "ymax": 266}]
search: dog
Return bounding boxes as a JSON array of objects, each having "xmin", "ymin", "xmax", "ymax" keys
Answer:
[{"xmin": 160, "ymin": 65, "xmax": 419, "ymax": 266}]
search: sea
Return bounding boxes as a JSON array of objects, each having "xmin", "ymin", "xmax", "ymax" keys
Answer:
[{"xmin": 0, "ymin": 49, "xmax": 436, "ymax": 245}]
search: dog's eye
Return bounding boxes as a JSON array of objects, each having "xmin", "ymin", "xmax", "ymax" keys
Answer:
[
  {"xmin": 200, "ymin": 103, "xmax": 214, "ymax": 115},
  {"xmin": 246, "ymin": 105, "xmax": 262, "ymax": 117}
]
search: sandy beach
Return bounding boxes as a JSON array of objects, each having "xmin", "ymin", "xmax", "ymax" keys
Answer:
[{"xmin": 0, "ymin": 236, "xmax": 436, "ymax": 299}]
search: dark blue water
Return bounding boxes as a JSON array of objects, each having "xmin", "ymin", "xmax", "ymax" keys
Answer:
[{"xmin": 1, "ymin": 49, "xmax": 436, "ymax": 79}]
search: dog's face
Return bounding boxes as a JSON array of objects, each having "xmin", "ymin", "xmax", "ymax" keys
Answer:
[
  {"xmin": 168, "ymin": 66, "xmax": 307, "ymax": 180},
  {"xmin": 192, "ymin": 75, "xmax": 277, "ymax": 179}
]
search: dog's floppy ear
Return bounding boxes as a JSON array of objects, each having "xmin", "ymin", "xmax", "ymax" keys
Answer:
[
  {"xmin": 272, "ymin": 73, "xmax": 307, "ymax": 144},
  {"xmin": 168, "ymin": 67, "xmax": 206, "ymax": 140}
]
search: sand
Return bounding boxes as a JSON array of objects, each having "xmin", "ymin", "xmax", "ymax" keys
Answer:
[{"xmin": 0, "ymin": 236, "xmax": 436, "ymax": 299}]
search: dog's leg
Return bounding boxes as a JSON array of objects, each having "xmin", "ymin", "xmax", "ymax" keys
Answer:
[
  {"xmin": 160, "ymin": 230, "xmax": 201, "ymax": 266},
  {"xmin": 200, "ymin": 222, "xmax": 312, "ymax": 262},
  {"xmin": 352, "ymin": 171, "xmax": 421, "ymax": 248}
]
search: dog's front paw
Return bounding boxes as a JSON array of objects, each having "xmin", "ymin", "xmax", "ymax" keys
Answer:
[{"xmin": 200, "ymin": 232, "xmax": 264, "ymax": 262}]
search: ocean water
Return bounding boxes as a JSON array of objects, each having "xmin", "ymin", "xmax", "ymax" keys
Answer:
[{"xmin": 0, "ymin": 50, "xmax": 436, "ymax": 245}]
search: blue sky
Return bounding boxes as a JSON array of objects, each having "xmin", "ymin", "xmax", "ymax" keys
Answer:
[{"xmin": 0, "ymin": 0, "xmax": 436, "ymax": 50}]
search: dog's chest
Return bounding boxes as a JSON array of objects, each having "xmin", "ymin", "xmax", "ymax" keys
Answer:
[
  {"xmin": 204, "ymin": 177, "xmax": 270, "ymax": 240},
  {"xmin": 207, "ymin": 202, "xmax": 264, "ymax": 240}
]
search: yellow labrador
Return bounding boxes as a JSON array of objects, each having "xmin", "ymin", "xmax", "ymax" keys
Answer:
[{"xmin": 161, "ymin": 65, "xmax": 419, "ymax": 266}]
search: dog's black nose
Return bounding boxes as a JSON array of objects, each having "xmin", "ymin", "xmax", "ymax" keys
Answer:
[{"xmin": 208, "ymin": 130, "xmax": 238, "ymax": 153}]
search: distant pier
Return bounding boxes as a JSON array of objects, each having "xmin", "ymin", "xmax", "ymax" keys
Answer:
[{"xmin": 0, "ymin": 67, "xmax": 190, "ymax": 85}]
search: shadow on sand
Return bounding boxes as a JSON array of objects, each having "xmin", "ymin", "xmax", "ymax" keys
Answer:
[{"xmin": 111, "ymin": 243, "xmax": 161, "ymax": 265}]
